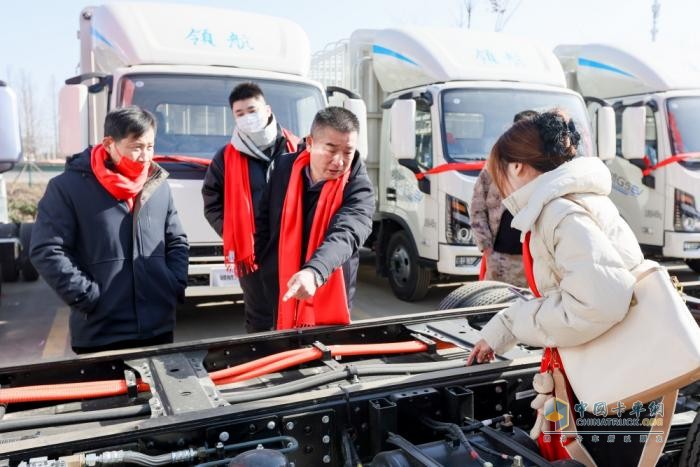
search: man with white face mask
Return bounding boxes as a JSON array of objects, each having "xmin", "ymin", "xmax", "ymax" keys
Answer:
[{"xmin": 202, "ymin": 82, "xmax": 299, "ymax": 332}]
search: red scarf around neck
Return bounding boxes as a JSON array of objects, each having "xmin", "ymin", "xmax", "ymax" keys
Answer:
[
  {"xmin": 90, "ymin": 144, "xmax": 149, "ymax": 212},
  {"xmin": 276, "ymin": 149, "xmax": 351, "ymax": 329},
  {"xmin": 222, "ymin": 129, "xmax": 298, "ymax": 276}
]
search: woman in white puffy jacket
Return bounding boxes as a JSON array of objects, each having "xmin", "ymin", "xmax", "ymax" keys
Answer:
[{"xmin": 468, "ymin": 110, "xmax": 645, "ymax": 465}]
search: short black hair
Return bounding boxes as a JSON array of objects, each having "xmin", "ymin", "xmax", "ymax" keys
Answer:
[
  {"xmin": 310, "ymin": 107, "xmax": 360, "ymax": 137},
  {"xmin": 229, "ymin": 82, "xmax": 265, "ymax": 108},
  {"xmin": 513, "ymin": 109, "xmax": 538, "ymax": 123},
  {"xmin": 104, "ymin": 106, "xmax": 156, "ymax": 141}
]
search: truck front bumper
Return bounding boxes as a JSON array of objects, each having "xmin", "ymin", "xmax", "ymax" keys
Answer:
[
  {"xmin": 436, "ymin": 243, "xmax": 482, "ymax": 276},
  {"xmin": 663, "ymin": 231, "xmax": 700, "ymax": 259}
]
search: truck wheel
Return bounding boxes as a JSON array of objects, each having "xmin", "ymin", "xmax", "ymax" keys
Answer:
[
  {"xmin": 19, "ymin": 223, "xmax": 39, "ymax": 281},
  {"xmin": 438, "ymin": 281, "xmax": 526, "ymax": 329},
  {"xmin": 680, "ymin": 410, "xmax": 700, "ymax": 467},
  {"xmin": 386, "ymin": 230, "xmax": 431, "ymax": 302},
  {"xmin": 0, "ymin": 223, "xmax": 19, "ymax": 282},
  {"xmin": 686, "ymin": 259, "xmax": 700, "ymax": 275}
]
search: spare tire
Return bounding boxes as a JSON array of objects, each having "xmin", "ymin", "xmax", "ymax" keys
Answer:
[{"xmin": 438, "ymin": 281, "xmax": 529, "ymax": 329}]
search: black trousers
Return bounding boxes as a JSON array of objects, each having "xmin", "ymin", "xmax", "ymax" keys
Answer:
[
  {"xmin": 72, "ymin": 331, "xmax": 174, "ymax": 355},
  {"xmin": 239, "ymin": 270, "xmax": 274, "ymax": 333}
]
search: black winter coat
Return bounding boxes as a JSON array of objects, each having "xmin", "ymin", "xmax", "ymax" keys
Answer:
[
  {"xmin": 201, "ymin": 132, "xmax": 291, "ymax": 237},
  {"xmin": 30, "ymin": 148, "xmax": 189, "ymax": 348},
  {"xmin": 254, "ymin": 150, "xmax": 375, "ymax": 314}
]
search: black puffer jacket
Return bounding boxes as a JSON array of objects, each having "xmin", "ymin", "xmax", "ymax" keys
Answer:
[{"xmin": 30, "ymin": 148, "xmax": 189, "ymax": 348}]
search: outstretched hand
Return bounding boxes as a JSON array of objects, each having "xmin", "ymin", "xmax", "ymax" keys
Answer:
[
  {"xmin": 282, "ymin": 269, "xmax": 318, "ymax": 302},
  {"xmin": 467, "ymin": 338, "xmax": 495, "ymax": 366}
]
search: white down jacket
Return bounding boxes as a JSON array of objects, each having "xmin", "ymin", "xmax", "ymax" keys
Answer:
[{"xmin": 479, "ymin": 157, "xmax": 645, "ymax": 354}]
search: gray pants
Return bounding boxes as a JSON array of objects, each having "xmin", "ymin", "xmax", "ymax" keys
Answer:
[{"xmin": 239, "ymin": 270, "xmax": 274, "ymax": 332}]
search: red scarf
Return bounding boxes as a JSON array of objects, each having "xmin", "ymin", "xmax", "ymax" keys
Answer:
[
  {"xmin": 90, "ymin": 144, "xmax": 149, "ymax": 211},
  {"xmin": 523, "ymin": 231, "xmax": 574, "ymax": 461},
  {"xmin": 222, "ymin": 130, "xmax": 298, "ymax": 276},
  {"xmin": 276, "ymin": 149, "xmax": 351, "ymax": 329}
]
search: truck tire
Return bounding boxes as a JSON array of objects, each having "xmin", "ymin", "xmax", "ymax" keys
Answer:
[
  {"xmin": 686, "ymin": 259, "xmax": 700, "ymax": 275},
  {"xmin": 19, "ymin": 222, "xmax": 39, "ymax": 281},
  {"xmin": 438, "ymin": 281, "xmax": 525, "ymax": 329},
  {"xmin": 679, "ymin": 410, "xmax": 700, "ymax": 467},
  {"xmin": 386, "ymin": 230, "xmax": 431, "ymax": 302},
  {"xmin": 0, "ymin": 223, "xmax": 19, "ymax": 282}
]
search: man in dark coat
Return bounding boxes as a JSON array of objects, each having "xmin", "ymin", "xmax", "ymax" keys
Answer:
[
  {"xmin": 255, "ymin": 107, "xmax": 375, "ymax": 329},
  {"xmin": 201, "ymin": 82, "xmax": 298, "ymax": 332},
  {"xmin": 31, "ymin": 106, "xmax": 189, "ymax": 354}
]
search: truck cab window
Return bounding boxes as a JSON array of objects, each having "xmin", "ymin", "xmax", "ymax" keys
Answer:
[
  {"xmin": 441, "ymin": 89, "xmax": 591, "ymax": 163},
  {"xmin": 118, "ymin": 74, "xmax": 323, "ymax": 158},
  {"xmin": 415, "ymin": 102, "xmax": 433, "ymax": 169}
]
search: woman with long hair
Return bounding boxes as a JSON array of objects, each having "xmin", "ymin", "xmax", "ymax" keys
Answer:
[{"xmin": 468, "ymin": 110, "xmax": 647, "ymax": 465}]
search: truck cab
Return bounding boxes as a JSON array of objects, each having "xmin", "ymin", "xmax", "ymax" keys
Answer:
[
  {"xmin": 58, "ymin": 3, "xmax": 327, "ymax": 297},
  {"xmin": 313, "ymin": 29, "xmax": 612, "ymax": 301},
  {"xmin": 556, "ymin": 44, "xmax": 700, "ymax": 273}
]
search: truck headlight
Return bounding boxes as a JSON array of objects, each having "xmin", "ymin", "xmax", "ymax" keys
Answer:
[
  {"xmin": 445, "ymin": 195, "xmax": 475, "ymax": 245},
  {"xmin": 674, "ymin": 189, "xmax": 700, "ymax": 232}
]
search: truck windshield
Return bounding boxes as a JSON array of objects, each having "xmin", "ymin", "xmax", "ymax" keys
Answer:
[
  {"xmin": 441, "ymin": 89, "xmax": 591, "ymax": 162},
  {"xmin": 118, "ymin": 74, "xmax": 324, "ymax": 158},
  {"xmin": 667, "ymin": 97, "xmax": 700, "ymax": 170}
]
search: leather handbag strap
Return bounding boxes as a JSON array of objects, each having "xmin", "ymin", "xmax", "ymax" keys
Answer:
[
  {"xmin": 637, "ymin": 390, "xmax": 678, "ymax": 467},
  {"xmin": 551, "ymin": 367, "xmax": 597, "ymax": 467}
]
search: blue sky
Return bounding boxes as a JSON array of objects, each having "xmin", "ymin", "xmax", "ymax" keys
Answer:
[{"xmin": 1, "ymin": 0, "xmax": 698, "ymax": 152}]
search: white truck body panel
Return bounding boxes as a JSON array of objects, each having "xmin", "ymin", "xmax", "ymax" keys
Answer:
[
  {"xmin": 83, "ymin": 2, "xmax": 309, "ymax": 76},
  {"xmin": 313, "ymin": 29, "xmax": 594, "ymax": 298},
  {"xmin": 556, "ymin": 44, "xmax": 700, "ymax": 261},
  {"xmin": 369, "ymin": 29, "xmax": 566, "ymax": 93},
  {"xmin": 556, "ymin": 43, "xmax": 700, "ymax": 98}
]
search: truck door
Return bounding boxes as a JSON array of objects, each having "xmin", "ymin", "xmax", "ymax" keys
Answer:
[
  {"xmin": 607, "ymin": 102, "xmax": 665, "ymax": 248},
  {"xmin": 390, "ymin": 98, "xmax": 440, "ymax": 261}
]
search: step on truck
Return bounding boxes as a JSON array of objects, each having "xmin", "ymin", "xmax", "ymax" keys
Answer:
[
  {"xmin": 556, "ymin": 43, "xmax": 700, "ymax": 274},
  {"xmin": 58, "ymin": 3, "xmax": 334, "ymax": 298},
  {"xmin": 311, "ymin": 29, "xmax": 616, "ymax": 301}
]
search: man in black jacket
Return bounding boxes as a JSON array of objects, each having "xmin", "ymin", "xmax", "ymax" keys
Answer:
[
  {"xmin": 202, "ymin": 82, "xmax": 298, "ymax": 332},
  {"xmin": 255, "ymin": 107, "xmax": 375, "ymax": 328},
  {"xmin": 31, "ymin": 107, "xmax": 189, "ymax": 354}
]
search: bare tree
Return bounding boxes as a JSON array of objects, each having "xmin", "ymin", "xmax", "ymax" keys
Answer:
[
  {"xmin": 489, "ymin": 0, "xmax": 524, "ymax": 31},
  {"xmin": 457, "ymin": 0, "xmax": 480, "ymax": 29},
  {"xmin": 651, "ymin": 0, "xmax": 661, "ymax": 41},
  {"xmin": 17, "ymin": 70, "xmax": 41, "ymax": 161}
]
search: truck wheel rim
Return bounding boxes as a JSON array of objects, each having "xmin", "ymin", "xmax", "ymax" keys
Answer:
[{"xmin": 390, "ymin": 246, "xmax": 411, "ymax": 284}]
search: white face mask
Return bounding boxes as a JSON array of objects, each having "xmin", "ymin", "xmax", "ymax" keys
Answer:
[{"xmin": 236, "ymin": 111, "xmax": 268, "ymax": 134}]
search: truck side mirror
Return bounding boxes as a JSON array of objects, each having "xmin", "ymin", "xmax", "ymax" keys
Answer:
[
  {"xmin": 621, "ymin": 107, "xmax": 646, "ymax": 160},
  {"xmin": 390, "ymin": 99, "xmax": 416, "ymax": 160},
  {"xmin": 596, "ymin": 106, "xmax": 616, "ymax": 162},
  {"xmin": 59, "ymin": 84, "xmax": 89, "ymax": 156},
  {"xmin": 342, "ymin": 98, "xmax": 369, "ymax": 162},
  {"xmin": 0, "ymin": 82, "xmax": 22, "ymax": 172},
  {"xmin": 397, "ymin": 158, "xmax": 430, "ymax": 194}
]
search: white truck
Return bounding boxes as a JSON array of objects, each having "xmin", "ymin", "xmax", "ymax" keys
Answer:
[
  {"xmin": 312, "ymin": 29, "xmax": 615, "ymax": 301},
  {"xmin": 556, "ymin": 43, "xmax": 700, "ymax": 273},
  {"xmin": 0, "ymin": 81, "xmax": 39, "ymax": 291},
  {"xmin": 58, "ymin": 3, "xmax": 336, "ymax": 297}
]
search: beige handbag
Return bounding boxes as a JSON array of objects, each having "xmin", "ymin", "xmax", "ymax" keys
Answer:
[{"xmin": 558, "ymin": 259, "xmax": 700, "ymax": 413}]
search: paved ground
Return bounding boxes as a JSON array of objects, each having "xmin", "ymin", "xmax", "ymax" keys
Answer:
[
  {"xmin": 2, "ymin": 257, "xmax": 698, "ymax": 367},
  {"xmin": 0, "ymin": 258, "xmax": 461, "ymax": 366}
]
